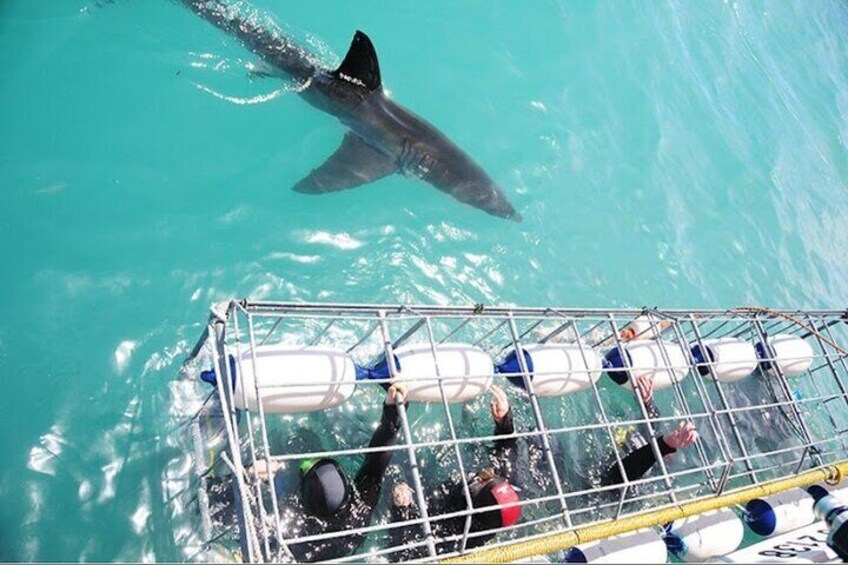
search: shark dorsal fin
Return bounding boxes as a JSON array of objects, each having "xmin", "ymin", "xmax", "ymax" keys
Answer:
[{"xmin": 334, "ymin": 30, "xmax": 381, "ymax": 91}]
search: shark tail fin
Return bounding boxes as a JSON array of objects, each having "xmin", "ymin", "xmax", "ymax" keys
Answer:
[{"xmin": 333, "ymin": 30, "xmax": 382, "ymax": 91}]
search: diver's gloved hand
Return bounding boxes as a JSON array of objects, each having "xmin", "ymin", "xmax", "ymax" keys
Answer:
[
  {"xmin": 490, "ymin": 385, "xmax": 510, "ymax": 424},
  {"xmin": 663, "ymin": 422, "xmax": 698, "ymax": 451}
]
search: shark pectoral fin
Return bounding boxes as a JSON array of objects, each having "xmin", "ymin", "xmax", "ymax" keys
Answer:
[
  {"xmin": 333, "ymin": 30, "xmax": 382, "ymax": 91},
  {"xmin": 293, "ymin": 133, "xmax": 397, "ymax": 194}
]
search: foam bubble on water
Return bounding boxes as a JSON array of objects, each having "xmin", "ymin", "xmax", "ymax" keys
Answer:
[
  {"xmin": 141, "ymin": 341, "xmax": 188, "ymax": 377},
  {"xmin": 24, "ymin": 482, "xmax": 43, "ymax": 527},
  {"xmin": 426, "ymin": 222, "xmax": 476, "ymax": 243},
  {"xmin": 130, "ymin": 479, "xmax": 151, "ymax": 535},
  {"xmin": 220, "ymin": 205, "xmax": 249, "ymax": 225},
  {"xmin": 487, "ymin": 267, "xmax": 504, "ymax": 286},
  {"xmin": 266, "ymin": 252, "xmax": 322, "ymax": 264},
  {"xmin": 27, "ymin": 423, "xmax": 66, "ymax": 477},
  {"xmin": 301, "ymin": 230, "xmax": 363, "ymax": 250},
  {"xmin": 464, "ymin": 253, "xmax": 486, "ymax": 266},
  {"xmin": 78, "ymin": 479, "xmax": 92, "ymax": 502},
  {"xmin": 113, "ymin": 340, "xmax": 138, "ymax": 374},
  {"xmin": 440, "ymin": 256, "xmax": 458, "ymax": 270},
  {"xmin": 410, "ymin": 256, "xmax": 444, "ymax": 285},
  {"xmin": 190, "ymin": 287, "xmax": 203, "ymax": 302},
  {"xmin": 530, "ymin": 100, "xmax": 548, "ymax": 113},
  {"xmin": 193, "ymin": 82, "xmax": 293, "ymax": 106},
  {"xmin": 98, "ymin": 460, "xmax": 122, "ymax": 504}
]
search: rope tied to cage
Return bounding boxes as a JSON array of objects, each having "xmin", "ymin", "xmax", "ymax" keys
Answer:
[{"xmin": 731, "ymin": 306, "xmax": 848, "ymax": 357}]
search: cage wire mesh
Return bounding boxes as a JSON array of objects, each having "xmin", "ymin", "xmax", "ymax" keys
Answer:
[{"xmin": 178, "ymin": 300, "xmax": 848, "ymax": 562}]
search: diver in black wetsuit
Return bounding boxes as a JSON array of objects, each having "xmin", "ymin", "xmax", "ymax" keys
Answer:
[
  {"xmin": 386, "ymin": 385, "xmax": 522, "ymax": 561},
  {"xmin": 384, "ymin": 385, "xmax": 698, "ymax": 560},
  {"xmin": 600, "ymin": 421, "xmax": 698, "ymax": 486},
  {"xmin": 280, "ymin": 383, "xmax": 408, "ymax": 562},
  {"xmin": 208, "ymin": 384, "xmax": 407, "ymax": 562}
]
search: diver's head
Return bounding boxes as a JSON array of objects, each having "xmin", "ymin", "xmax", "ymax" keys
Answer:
[
  {"xmin": 300, "ymin": 458, "xmax": 351, "ymax": 518},
  {"xmin": 468, "ymin": 467, "xmax": 521, "ymax": 530}
]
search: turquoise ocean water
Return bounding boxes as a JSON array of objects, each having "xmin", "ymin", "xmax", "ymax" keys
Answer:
[{"xmin": 2, "ymin": 0, "xmax": 848, "ymax": 560}]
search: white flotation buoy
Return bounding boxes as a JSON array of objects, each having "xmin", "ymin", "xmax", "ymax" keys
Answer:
[
  {"xmin": 604, "ymin": 340, "xmax": 690, "ymax": 390},
  {"xmin": 564, "ymin": 528, "xmax": 667, "ymax": 563},
  {"xmin": 665, "ymin": 508, "xmax": 744, "ymax": 562},
  {"xmin": 202, "ymin": 345, "xmax": 357, "ymax": 413},
  {"xmin": 756, "ymin": 334, "xmax": 814, "ymax": 377},
  {"xmin": 690, "ymin": 338, "xmax": 758, "ymax": 383},
  {"xmin": 498, "ymin": 343, "xmax": 603, "ymax": 397},
  {"xmin": 391, "ymin": 343, "xmax": 494, "ymax": 403},
  {"xmin": 744, "ymin": 489, "xmax": 815, "ymax": 537}
]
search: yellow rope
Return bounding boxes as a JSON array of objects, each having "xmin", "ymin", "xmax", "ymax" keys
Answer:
[{"xmin": 440, "ymin": 460, "xmax": 848, "ymax": 563}]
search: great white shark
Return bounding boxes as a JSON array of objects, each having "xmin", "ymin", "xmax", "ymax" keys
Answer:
[{"xmin": 181, "ymin": 0, "xmax": 522, "ymax": 221}]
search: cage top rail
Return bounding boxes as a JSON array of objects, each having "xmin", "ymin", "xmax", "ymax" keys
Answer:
[{"xmin": 227, "ymin": 299, "xmax": 848, "ymax": 318}]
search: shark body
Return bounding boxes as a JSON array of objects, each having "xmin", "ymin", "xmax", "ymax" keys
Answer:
[{"xmin": 183, "ymin": 0, "xmax": 521, "ymax": 221}]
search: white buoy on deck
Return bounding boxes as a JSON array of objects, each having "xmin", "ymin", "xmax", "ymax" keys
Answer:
[
  {"xmin": 665, "ymin": 508, "xmax": 744, "ymax": 562},
  {"xmin": 565, "ymin": 528, "xmax": 667, "ymax": 563},
  {"xmin": 744, "ymin": 489, "xmax": 816, "ymax": 537}
]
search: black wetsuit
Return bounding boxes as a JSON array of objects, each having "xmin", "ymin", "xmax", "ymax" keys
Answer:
[
  {"xmin": 208, "ymin": 402, "xmax": 402, "ymax": 562},
  {"xmin": 386, "ymin": 409, "xmax": 679, "ymax": 560},
  {"xmin": 386, "ymin": 411, "xmax": 517, "ymax": 560},
  {"xmin": 601, "ymin": 434, "xmax": 677, "ymax": 486},
  {"xmin": 282, "ymin": 402, "xmax": 402, "ymax": 561}
]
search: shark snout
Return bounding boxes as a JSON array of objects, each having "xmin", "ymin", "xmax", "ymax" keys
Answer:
[{"xmin": 484, "ymin": 188, "xmax": 522, "ymax": 222}]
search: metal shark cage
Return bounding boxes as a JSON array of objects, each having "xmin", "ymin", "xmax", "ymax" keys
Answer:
[{"xmin": 180, "ymin": 300, "xmax": 848, "ymax": 563}]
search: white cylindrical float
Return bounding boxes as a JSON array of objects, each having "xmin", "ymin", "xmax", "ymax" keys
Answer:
[
  {"xmin": 664, "ymin": 508, "xmax": 744, "ymax": 562},
  {"xmin": 744, "ymin": 489, "xmax": 815, "ymax": 537},
  {"xmin": 604, "ymin": 340, "xmax": 690, "ymax": 390},
  {"xmin": 690, "ymin": 338, "xmax": 758, "ymax": 383},
  {"xmin": 498, "ymin": 343, "xmax": 603, "ymax": 397},
  {"xmin": 391, "ymin": 343, "xmax": 494, "ymax": 403},
  {"xmin": 202, "ymin": 345, "xmax": 358, "ymax": 413},
  {"xmin": 756, "ymin": 334, "xmax": 814, "ymax": 377},
  {"xmin": 564, "ymin": 528, "xmax": 667, "ymax": 563}
]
